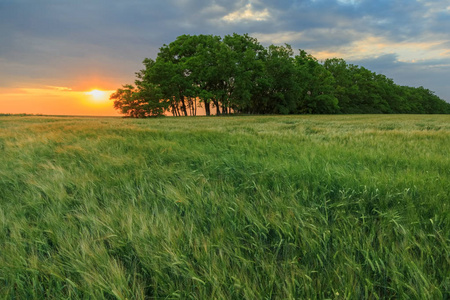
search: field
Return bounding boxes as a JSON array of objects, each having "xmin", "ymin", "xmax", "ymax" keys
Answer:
[{"xmin": 0, "ymin": 114, "xmax": 449, "ymax": 299}]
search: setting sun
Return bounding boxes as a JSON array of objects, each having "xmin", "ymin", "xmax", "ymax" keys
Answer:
[{"xmin": 86, "ymin": 89, "xmax": 108, "ymax": 102}]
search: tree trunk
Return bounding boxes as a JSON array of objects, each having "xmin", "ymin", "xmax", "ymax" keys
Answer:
[
  {"xmin": 188, "ymin": 98, "xmax": 194, "ymax": 116},
  {"xmin": 194, "ymin": 98, "xmax": 197, "ymax": 116},
  {"xmin": 220, "ymin": 95, "xmax": 227, "ymax": 115},
  {"xmin": 221, "ymin": 101, "xmax": 228, "ymax": 114},
  {"xmin": 171, "ymin": 104, "xmax": 178, "ymax": 116},
  {"xmin": 213, "ymin": 99, "xmax": 221, "ymax": 115},
  {"xmin": 180, "ymin": 94, "xmax": 188, "ymax": 116},
  {"xmin": 205, "ymin": 101, "xmax": 211, "ymax": 116}
]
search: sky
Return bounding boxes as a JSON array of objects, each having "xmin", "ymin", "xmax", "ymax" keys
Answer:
[{"xmin": 1, "ymin": 0, "xmax": 449, "ymax": 116}]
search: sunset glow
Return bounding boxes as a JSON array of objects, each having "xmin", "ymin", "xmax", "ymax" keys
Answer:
[
  {"xmin": 86, "ymin": 89, "xmax": 110, "ymax": 103},
  {"xmin": 0, "ymin": 87, "xmax": 120, "ymax": 116}
]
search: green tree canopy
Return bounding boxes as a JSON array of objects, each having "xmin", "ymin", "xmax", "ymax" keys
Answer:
[{"xmin": 111, "ymin": 34, "xmax": 450, "ymax": 117}]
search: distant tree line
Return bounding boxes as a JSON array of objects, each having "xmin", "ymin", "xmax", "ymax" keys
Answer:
[{"xmin": 111, "ymin": 33, "xmax": 450, "ymax": 117}]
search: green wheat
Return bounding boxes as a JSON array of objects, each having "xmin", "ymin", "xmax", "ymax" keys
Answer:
[{"xmin": 0, "ymin": 115, "xmax": 449, "ymax": 299}]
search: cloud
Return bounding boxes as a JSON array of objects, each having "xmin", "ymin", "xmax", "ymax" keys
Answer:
[
  {"xmin": 0, "ymin": 0, "xmax": 449, "ymax": 103},
  {"xmin": 46, "ymin": 86, "xmax": 73, "ymax": 92},
  {"xmin": 222, "ymin": 3, "xmax": 271, "ymax": 22},
  {"xmin": 337, "ymin": 0, "xmax": 361, "ymax": 5},
  {"xmin": 252, "ymin": 31, "xmax": 305, "ymax": 44}
]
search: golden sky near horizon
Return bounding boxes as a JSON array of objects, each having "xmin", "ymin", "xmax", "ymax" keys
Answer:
[{"xmin": 0, "ymin": 87, "xmax": 120, "ymax": 116}]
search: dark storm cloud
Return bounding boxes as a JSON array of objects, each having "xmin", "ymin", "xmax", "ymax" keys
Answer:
[{"xmin": 0, "ymin": 0, "xmax": 449, "ymax": 100}]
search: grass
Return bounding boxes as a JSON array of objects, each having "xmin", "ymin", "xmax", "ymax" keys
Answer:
[{"xmin": 0, "ymin": 114, "xmax": 449, "ymax": 299}]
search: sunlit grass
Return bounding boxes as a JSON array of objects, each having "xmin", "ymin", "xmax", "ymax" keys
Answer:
[{"xmin": 0, "ymin": 114, "xmax": 449, "ymax": 299}]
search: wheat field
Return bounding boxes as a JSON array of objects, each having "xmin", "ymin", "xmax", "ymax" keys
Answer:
[{"xmin": 0, "ymin": 114, "xmax": 449, "ymax": 299}]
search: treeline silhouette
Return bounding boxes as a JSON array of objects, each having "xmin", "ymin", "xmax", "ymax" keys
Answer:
[{"xmin": 111, "ymin": 34, "xmax": 450, "ymax": 117}]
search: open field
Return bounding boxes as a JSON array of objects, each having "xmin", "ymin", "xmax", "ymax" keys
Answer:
[{"xmin": 0, "ymin": 114, "xmax": 449, "ymax": 299}]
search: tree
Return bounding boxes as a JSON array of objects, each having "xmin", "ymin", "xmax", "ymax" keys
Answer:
[
  {"xmin": 223, "ymin": 33, "xmax": 266, "ymax": 114},
  {"xmin": 323, "ymin": 58, "xmax": 354, "ymax": 113},
  {"xmin": 185, "ymin": 34, "xmax": 232, "ymax": 115},
  {"xmin": 295, "ymin": 50, "xmax": 339, "ymax": 114},
  {"xmin": 253, "ymin": 44, "xmax": 300, "ymax": 114},
  {"xmin": 111, "ymin": 33, "xmax": 450, "ymax": 117},
  {"xmin": 147, "ymin": 35, "xmax": 199, "ymax": 116},
  {"xmin": 110, "ymin": 82, "xmax": 166, "ymax": 118}
]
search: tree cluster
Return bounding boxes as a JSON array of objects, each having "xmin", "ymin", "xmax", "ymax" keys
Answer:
[{"xmin": 111, "ymin": 34, "xmax": 450, "ymax": 117}]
